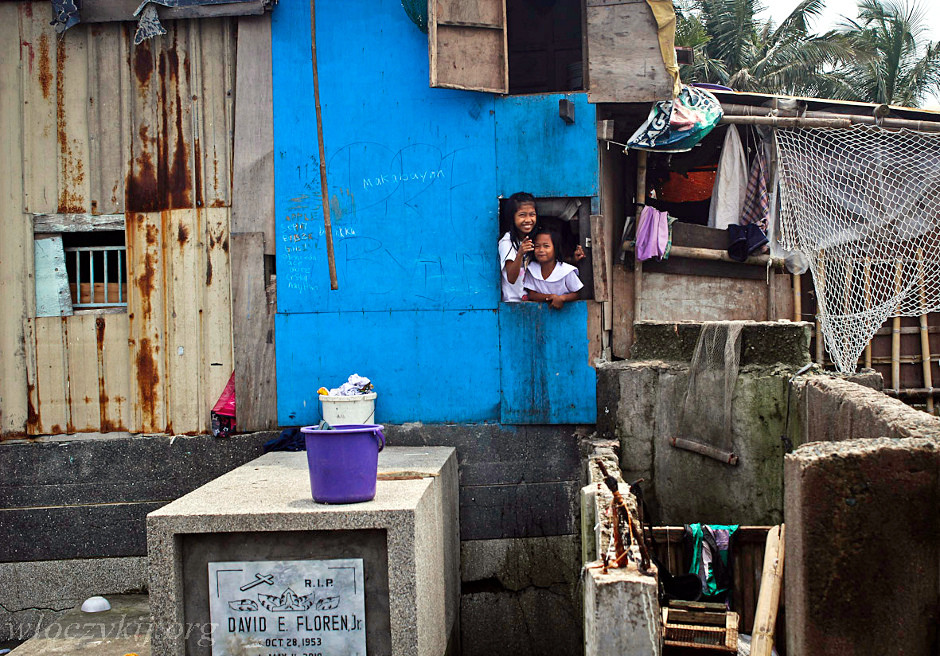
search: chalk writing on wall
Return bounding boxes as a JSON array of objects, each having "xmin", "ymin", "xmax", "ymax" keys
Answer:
[{"xmin": 277, "ymin": 142, "xmax": 495, "ymax": 306}]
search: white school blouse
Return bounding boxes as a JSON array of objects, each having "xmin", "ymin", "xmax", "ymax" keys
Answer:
[
  {"xmin": 498, "ymin": 232, "xmax": 527, "ymax": 302},
  {"xmin": 524, "ymin": 261, "xmax": 583, "ymax": 296}
]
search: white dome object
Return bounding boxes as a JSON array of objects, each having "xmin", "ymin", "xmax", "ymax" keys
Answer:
[{"xmin": 80, "ymin": 596, "xmax": 111, "ymax": 613}]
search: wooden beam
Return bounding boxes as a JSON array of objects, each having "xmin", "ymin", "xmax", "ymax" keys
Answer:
[
  {"xmin": 623, "ymin": 243, "xmax": 786, "ymax": 268},
  {"xmin": 33, "ymin": 213, "xmax": 124, "ymax": 233},
  {"xmin": 590, "ymin": 215, "xmax": 610, "ymax": 302},
  {"xmin": 633, "ymin": 151, "xmax": 647, "ymax": 330},
  {"xmin": 231, "ymin": 233, "xmax": 278, "ymax": 430}
]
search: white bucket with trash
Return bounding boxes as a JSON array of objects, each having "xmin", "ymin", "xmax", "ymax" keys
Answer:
[
  {"xmin": 318, "ymin": 374, "xmax": 376, "ymax": 424},
  {"xmin": 319, "ymin": 392, "xmax": 377, "ymax": 424}
]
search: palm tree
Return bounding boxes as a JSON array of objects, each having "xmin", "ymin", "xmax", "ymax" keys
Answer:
[
  {"xmin": 824, "ymin": 0, "xmax": 940, "ymax": 107},
  {"xmin": 676, "ymin": 0, "xmax": 847, "ymax": 96}
]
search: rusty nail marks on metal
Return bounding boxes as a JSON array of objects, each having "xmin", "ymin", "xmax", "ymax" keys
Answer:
[
  {"xmin": 26, "ymin": 382, "xmax": 40, "ymax": 434},
  {"xmin": 62, "ymin": 317, "xmax": 76, "ymax": 434},
  {"xmin": 55, "ymin": 38, "xmax": 86, "ymax": 213},
  {"xmin": 177, "ymin": 222, "xmax": 189, "ymax": 246},
  {"xmin": 133, "ymin": 39, "xmax": 154, "ymax": 87},
  {"xmin": 136, "ymin": 337, "xmax": 160, "ymax": 430}
]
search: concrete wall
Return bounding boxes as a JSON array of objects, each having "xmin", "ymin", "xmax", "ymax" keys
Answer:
[
  {"xmin": 386, "ymin": 424, "xmax": 586, "ymax": 656},
  {"xmin": 596, "ymin": 321, "xmax": 813, "ymax": 525},
  {"xmin": 785, "ymin": 437, "xmax": 939, "ymax": 656},
  {"xmin": 0, "ymin": 432, "xmax": 275, "ymax": 641},
  {"xmin": 785, "ymin": 378, "xmax": 940, "ymax": 656}
]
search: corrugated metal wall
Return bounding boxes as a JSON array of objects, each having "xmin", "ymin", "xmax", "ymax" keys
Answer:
[{"xmin": 0, "ymin": 2, "xmax": 235, "ymax": 436}]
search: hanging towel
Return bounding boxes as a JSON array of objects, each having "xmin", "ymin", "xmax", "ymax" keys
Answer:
[
  {"xmin": 708, "ymin": 125, "xmax": 747, "ymax": 230},
  {"xmin": 740, "ymin": 149, "xmax": 770, "ymax": 230},
  {"xmin": 636, "ymin": 205, "xmax": 670, "ymax": 261}
]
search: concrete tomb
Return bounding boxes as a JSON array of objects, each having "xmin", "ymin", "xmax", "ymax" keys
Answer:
[{"xmin": 147, "ymin": 447, "xmax": 459, "ymax": 656}]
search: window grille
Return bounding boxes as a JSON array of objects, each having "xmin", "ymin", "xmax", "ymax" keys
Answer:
[{"xmin": 64, "ymin": 245, "xmax": 127, "ymax": 308}]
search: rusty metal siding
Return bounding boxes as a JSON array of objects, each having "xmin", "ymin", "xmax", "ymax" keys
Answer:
[{"xmin": 2, "ymin": 1, "xmax": 235, "ymax": 437}]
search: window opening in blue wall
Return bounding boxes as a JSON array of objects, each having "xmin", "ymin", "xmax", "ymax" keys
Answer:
[
  {"xmin": 507, "ymin": 0, "xmax": 584, "ymax": 94},
  {"xmin": 499, "ymin": 195, "xmax": 594, "ymax": 298}
]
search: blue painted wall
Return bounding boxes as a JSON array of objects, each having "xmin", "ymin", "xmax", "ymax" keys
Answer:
[{"xmin": 272, "ymin": 0, "xmax": 599, "ymax": 425}]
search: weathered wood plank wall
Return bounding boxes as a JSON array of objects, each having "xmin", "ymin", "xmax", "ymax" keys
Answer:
[{"xmin": 1, "ymin": 2, "xmax": 237, "ymax": 437}]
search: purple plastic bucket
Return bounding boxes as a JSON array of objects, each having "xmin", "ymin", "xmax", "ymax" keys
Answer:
[{"xmin": 300, "ymin": 424, "xmax": 385, "ymax": 504}]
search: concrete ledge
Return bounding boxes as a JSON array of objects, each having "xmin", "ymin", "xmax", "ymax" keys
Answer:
[
  {"xmin": 0, "ymin": 432, "xmax": 277, "ymax": 562},
  {"xmin": 630, "ymin": 321, "xmax": 813, "ymax": 367},
  {"xmin": 801, "ymin": 376, "xmax": 940, "ymax": 444}
]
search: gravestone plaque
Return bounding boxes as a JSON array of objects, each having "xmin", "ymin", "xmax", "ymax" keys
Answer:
[{"xmin": 208, "ymin": 559, "xmax": 366, "ymax": 656}]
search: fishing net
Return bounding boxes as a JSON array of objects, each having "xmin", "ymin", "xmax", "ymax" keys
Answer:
[
  {"xmin": 678, "ymin": 321, "xmax": 745, "ymax": 455},
  {"xmin": 775, "ymin": 125, "xmax": 940, "ymax": 373}
]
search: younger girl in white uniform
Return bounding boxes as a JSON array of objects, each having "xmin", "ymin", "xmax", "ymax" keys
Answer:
[
  {"xmin": 524, "ymin": 227, "xmax": 583, "ymax": 309},
  {"xmin": 498, "ymin": 192, "xmax": 538, "ymax": 302}
]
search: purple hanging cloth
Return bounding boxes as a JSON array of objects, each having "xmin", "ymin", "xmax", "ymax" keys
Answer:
[{"xmin": 636, "ymin": 205, "xmax": 670, "ymax": 261}]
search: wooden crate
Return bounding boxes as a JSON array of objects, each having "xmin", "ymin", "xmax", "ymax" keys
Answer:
[{"xmin": 662, "ymin": 604, "xmax": 739, "ymax": 652}]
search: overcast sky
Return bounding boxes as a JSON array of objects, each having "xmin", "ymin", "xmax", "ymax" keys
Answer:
[{"xmin": 760, "ymin": 0, "xmax": 940, "ymax": 108}]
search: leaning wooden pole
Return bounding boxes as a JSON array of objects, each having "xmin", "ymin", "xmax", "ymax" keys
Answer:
[
  {"xmin": 892, "ymin": 259, "xmax": 903, "ymax": 392},
  {"xmin": 751, "ymin": 524, "xmax": 785, "ymax": 656},
  {"xmin": 310, "ymin": 0, "xmax": 338, "ymax": 290}
]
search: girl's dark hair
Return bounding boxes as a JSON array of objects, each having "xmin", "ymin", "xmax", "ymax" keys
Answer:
[
  {"xmin": 503, "ymin": 192, "xmax": 538, "ymax": 250},
  {"xmin": 532, "ymin": 227, "xmax": 563, "ymax": 263}
]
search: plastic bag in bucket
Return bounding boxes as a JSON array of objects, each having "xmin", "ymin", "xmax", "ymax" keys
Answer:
[{"xmin": 300, "ymin": 424, "xmax": 385, "ymax": 504}]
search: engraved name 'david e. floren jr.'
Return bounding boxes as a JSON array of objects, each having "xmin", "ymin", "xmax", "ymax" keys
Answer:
[{"xmin": 208, "ymin": 559, "xmax": 366, "ymax": 656}]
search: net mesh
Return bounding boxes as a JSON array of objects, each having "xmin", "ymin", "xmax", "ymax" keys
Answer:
[
  {"xmin": 775, "ymin": 125, "xmax": 940, "ymax": 373},
  {"xmin": 678, "ymin": 321, "xmax": 744, "ymax": 453}
]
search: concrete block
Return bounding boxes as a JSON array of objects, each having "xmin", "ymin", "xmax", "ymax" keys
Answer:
[
  {"xmin": 784, "ymin": 438, "xmax": 939, "ymax": 656},
  {"xmin": 147, "ymin": 447, "xmax": 459, "ymax": 656},
  {"xmin": 630, "ymin": 321, "xmax": 812, "ymax": 367},
  {"xmin": 461, "ymin": 585, "xmax": 581, "ymax": 656},
  {"xmin": 460, "ymin": 535, "xmax": 580, "ymax": 589},
  {"xmin": 459, "ymin": 480, "xmax": 581, "ymax": 540},
  {"xmin": 583, "ymin": 565, "xmax": 660, "ymax": 656},
  {"xmin": 0, "ymin": 557, "xmax": 148, "ymax": 643},
  {"xmin": 459, "ymin": 536, "xmax": 582, "ymax": 656}
]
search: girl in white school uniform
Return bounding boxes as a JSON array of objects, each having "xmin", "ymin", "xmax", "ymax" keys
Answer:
[
  {"xmin": 498, "ymin": 192, "xmax": 538, "ymax": 302},
  {"xmin": 524, "ymin": 227, "xmax": 583, "ymax": 309}
]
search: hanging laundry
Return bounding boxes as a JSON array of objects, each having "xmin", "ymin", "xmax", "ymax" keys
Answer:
[
  {"xmin": 636, "ymin": 205, "xmax": 672, "ymax": 261},
  {"xmin": 740, "ymin": 148, "xmax": 770, "ymax": 230},
  {"xmin": 627, "ymin": 86, "xmax": 723, "ymax": 153},
  {"xmin": 708, "ymin": 125, "xmax": 747, "ymax": 230}
]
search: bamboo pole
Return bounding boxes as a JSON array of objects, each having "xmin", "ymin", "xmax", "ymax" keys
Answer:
[
  {"xmin": 633, "ymin": 151, "xmax": 648, "ymax": 331},
  {"xmin": 892, "ymin": 258, "xmax": 903, "ymax": 392},
  {"xmin": 916, "ymin": 249, "xmax": 934, "ymax": 413},
  {"xmin": 815, "ymin": 250, "xmax": 826, "ymax": 364},
  {"xmin": 720, "ymin": 103, "xmax": 940, "ymax": 133},
  {"xmin": 751, "ymin": 524, "xmax": 786, "ymax": 656},
  {"xmin": 842, "ymin": 259, "xmax": 854, "ymax": 364},
  {"xmin": 310, "ymin": 0, "xmax": 339, "ymax": 290},
  {"xmin": 864, "ymin": 257, "xmax": 873, "ymax": 369},
  {"xmin": 721, "ymin": 115, "xmax": 851, "ymax": 129},
  {"xmin": 793, "ymin": 273, "xmax": 802, "ymax": 322},
  {"xmin": 885, "ymin": 387, "xmax": 940, "ymax": 398}
]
